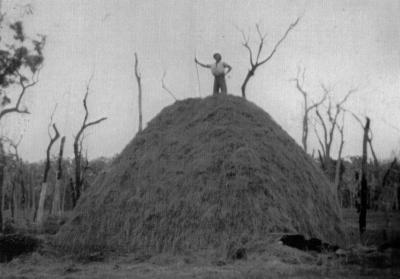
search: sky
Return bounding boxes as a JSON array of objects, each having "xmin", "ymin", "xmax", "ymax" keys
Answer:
[{"xmin": 1, "ymin": 0, "xmax": 399, "ymax": 162}]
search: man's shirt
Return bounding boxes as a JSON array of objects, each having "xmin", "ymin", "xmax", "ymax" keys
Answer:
[{"xmin": 210, "ymin": 61, "xmax": 227, "ymax": 76}]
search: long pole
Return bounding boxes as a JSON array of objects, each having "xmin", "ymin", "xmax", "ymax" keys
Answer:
[{"xmin": 195, "ymin": 50, "xmax": 201, "ymax": 98}]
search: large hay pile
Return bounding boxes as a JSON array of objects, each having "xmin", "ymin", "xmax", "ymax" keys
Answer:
[{"xmin": 56, "ymin": 95, "xmax": 344, "ymax": 253}]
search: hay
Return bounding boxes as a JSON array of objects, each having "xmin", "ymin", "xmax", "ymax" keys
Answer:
[{"xmin": 56, "ymin": 95, "xmax": 345, "ymax": 253}]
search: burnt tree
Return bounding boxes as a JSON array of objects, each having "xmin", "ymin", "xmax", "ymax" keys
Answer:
[
  {"xmin": 359, "ymin": 117, "xmax": 370, "ymax": 237},
  {"xmin": 238, "ymin": 17, "xmax": 300, "ymax": 99},
  {"xmin": 51, "ymin": 136, "xmax": 65, "ymax": 216},
  {"xmin": 134, "ymin": 53, "xmax": 143, "ymax": 132},
  {"xmin": 72, "ymin": 78, "xmax": 107, "ymax": 207},
  {"xmin": 36, "ymin": 123, "xmax": 60, "ymax": 224},
  {"xmin": 0, "ymin": 141, "xmax": 4, "ymax": 232}
]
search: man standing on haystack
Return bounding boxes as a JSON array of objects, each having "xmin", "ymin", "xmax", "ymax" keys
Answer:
[{"xmin": 195, "ymin": 53, "xmax": 232, "ymax": 95}]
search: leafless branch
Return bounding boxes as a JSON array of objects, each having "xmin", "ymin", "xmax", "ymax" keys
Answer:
[
  {"xmin": 161, "ymin": 71, "xmax": 177, "ymax": 101},
  {"xmin": 338, "ymin": 87, "xmax": 358, "ymax": 107},
  {"xmin": 313, "ymin": 121, "xmax": 326, "ymax": 159},
  {"xmin": 239, "ymin": 17, "xmax": 301, "ymax": 98},
  {"xmin": 43, "ymin": 123, "xmax": 60, "ymax": 183},
  {"xmin": 72, "ymin": 74, "xmax": 107, "ymax": 206},
  {"xmin": 0, "ymin": 67, "xmax": 42, "ymax": 119},
  {"xmin": 235, "ymin": 25, "xmax": 254, "ymax": 67},
  {"xmin": 258, "ymin": 17, "xmax": 301, "ymax": 66},
  {"xmin": 291, "ymin": 66, "xmax": 328, "ymax": 153},
  {"xmin": 315, "ymin": 109, "xmax": 328, "ymax": 150}
]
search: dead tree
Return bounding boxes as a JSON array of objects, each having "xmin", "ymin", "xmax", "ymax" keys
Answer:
[
  {"xmin": 161, "ymin": 71, "xmax": 177, "ymax": 101},
  {"xmin": 0, "ymin": 70, "xmax": 41, "ymax": 230},
  {"xmin": 348, "ymin": 110, "xmax": 379, "ymax": 170},
  {"xmin": 238, "ymin": 17, "xmax": 300, "ymax": 99},
  {"xmin": 334, "ymin": 115, "xmax": 345, "ymax": 200},
  {"xmin": 5, "ymin": 136, "xmax": 24, "ymax": 220},
  {"xmin": 0, "ymin": 140, "xmax": 4, "ymax": 232},
  {"xmin": 51, "ymin": 136, "xmax": 65, "ymax": 216},
  {"xmin": 314, "ymin": 86, "xmax": 357, "ymax": 180},
  {"xmin": 134, "ymin": 53, "xmax": 143, "ymax": 132},
  {"xmin": 36, "ymin": 123, "xmax": 60, "ymax": 224},
  {"xmin": 0, "ymin": 14, "xmax": 45, "ymax": 230},
  {"xmin": 72, "ymin": 78, "xmax": 107, "ymax": 207},
  {"xmin": 359, "ymin": 117, "xmax": 370, "ymax": 238},
  {"xmin": 291, "ymin": 66, "xmax": 328, "ymax": 153}
]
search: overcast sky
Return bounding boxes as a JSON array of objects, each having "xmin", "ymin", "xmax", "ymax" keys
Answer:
[{"xmin": 1, "ymin": 0, "xmax": 399, "ymax": 162}]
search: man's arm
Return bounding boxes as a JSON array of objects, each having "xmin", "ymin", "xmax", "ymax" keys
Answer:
[
  {"xmin": 195, "ymin": 58, "xmax": 211, "ymax": 68},
  {"xmin": 223, "ymin": 62, "xmax": 232, "ymax": 74}
]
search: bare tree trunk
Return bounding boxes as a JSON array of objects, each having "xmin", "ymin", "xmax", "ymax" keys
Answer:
[
  {"xmin": 359, "ymin": 117, "xmax": 370, "ymax": 238},
  {"xmin": 0, "ymin": 140, "xmax": 5, "ymax": 232},
  {"xmin": 335, "ymin": 124, "xmax": 345, "ymax": 199},
  {"xmin": 36, "ymin": 182, "xmax": 48, "ymax": 224},
  {"xmin": 29, "ymin": 170, "xmax": 35, "ymax": 220},
  {"xmin": 37, "ymin": 123, "xmax": 60, "ymax": 224},
  {"xmin": 51, "ymin": 136, "xmax": 65, "ymax": 216},
  {"xmin": 380, "ymin": 158, "xmax": 397, "ymax": 241},
  {"xmin": 134, "ymin": 53, "xmax": 143, "ymax": 132},
  {"xmin": 238, "ymin": 18, "xmax": 300, "ymax": 99},
  {"xmin": 241, "ymin": 69, "xmax": 255, "ymax": 99},
  {"xmin": 73, "ymin": 141, "xmax": 81, "ymax": 207},
  {"xmin": 11, "ymin": 182, "xmax": 15, "ymax": 220},
  {"xmin": 302, "ymin": 113, "xmax": 308, "ymax": 153},
  {"xmin": 72, "ymin": 77, "xmax": 107, "ymax": 207},
  {"xmin": 69, "ymin": 177, "xmax": 76, "ymax": 210},
  {"xmin": 20, "ymin": 178, "xmax": 26, "ymax": 220}
]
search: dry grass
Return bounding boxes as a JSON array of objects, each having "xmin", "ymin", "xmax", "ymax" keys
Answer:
[
  {"xmin": 55, "ymin": 95, "xmax": 344, "ymax": 254},
  {"xmin": 1, "ymin": 243, "xmax": 398, "ymax": 279},
  {"xmin": 2, "ymin": 211, "xmax": 399, "ymax": 279}
]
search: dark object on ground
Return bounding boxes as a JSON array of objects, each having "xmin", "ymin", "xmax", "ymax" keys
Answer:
[
  {"xmin": 227, "ymin": 247, "xmax": 247, "ymax": 260},
  {"xmin": 0, "ymin": 233, "xmax": 40, "ymax": 262},
  {"xmin": 280, "ymin": 234, "xmax": 339, "ymax": 253}
]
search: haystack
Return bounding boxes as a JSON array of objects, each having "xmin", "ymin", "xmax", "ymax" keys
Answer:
[{"xmin": 56, "ymin": 95, "xmax": 344, "ymax": 253}]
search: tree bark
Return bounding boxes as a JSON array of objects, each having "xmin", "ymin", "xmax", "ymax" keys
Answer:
[
  {"xmin": 36, "ymin": 182, "xmax": 48, "ymax": 224},
  {"xmin": 0, "ymin": 140, "xmax": 5, "ymax": 232},
  {"xmin": 334, "ymin": 125, "xmax": 345, "ymax": 198},
  {"xmin": 36, "ymin": 123, "xmax": 59, "ymax": 224},
  {"xmin": 359, "ymin": 117, "xmax": 370, "ymax": 238},
  {"xmin": 11, "ymin": 182, "xmax": 15, "ymax": 220},
  {"xmin": 72, "ymin": 79, "xmax": 107, "ymax": 207},
  {"xmin": 241, "ymin": 69, "xmax": 255, "ymax": 99},
  {"xmin": 51, "ymin": 136, "xmax": 65, "ymax": 216},
  {"xmin": 134, "ymin": 53, "xmax": 143, "ymax": 132}
]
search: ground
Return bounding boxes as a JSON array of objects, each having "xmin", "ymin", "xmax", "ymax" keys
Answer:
[{"xmin": 1, "ymin": 209, "xmax": 399, "ymax": 279}]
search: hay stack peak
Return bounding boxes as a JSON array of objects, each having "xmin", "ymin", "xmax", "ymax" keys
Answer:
[{"xmin": 56, "ymin": 95, "xmax": 344, "ymax": 253}]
